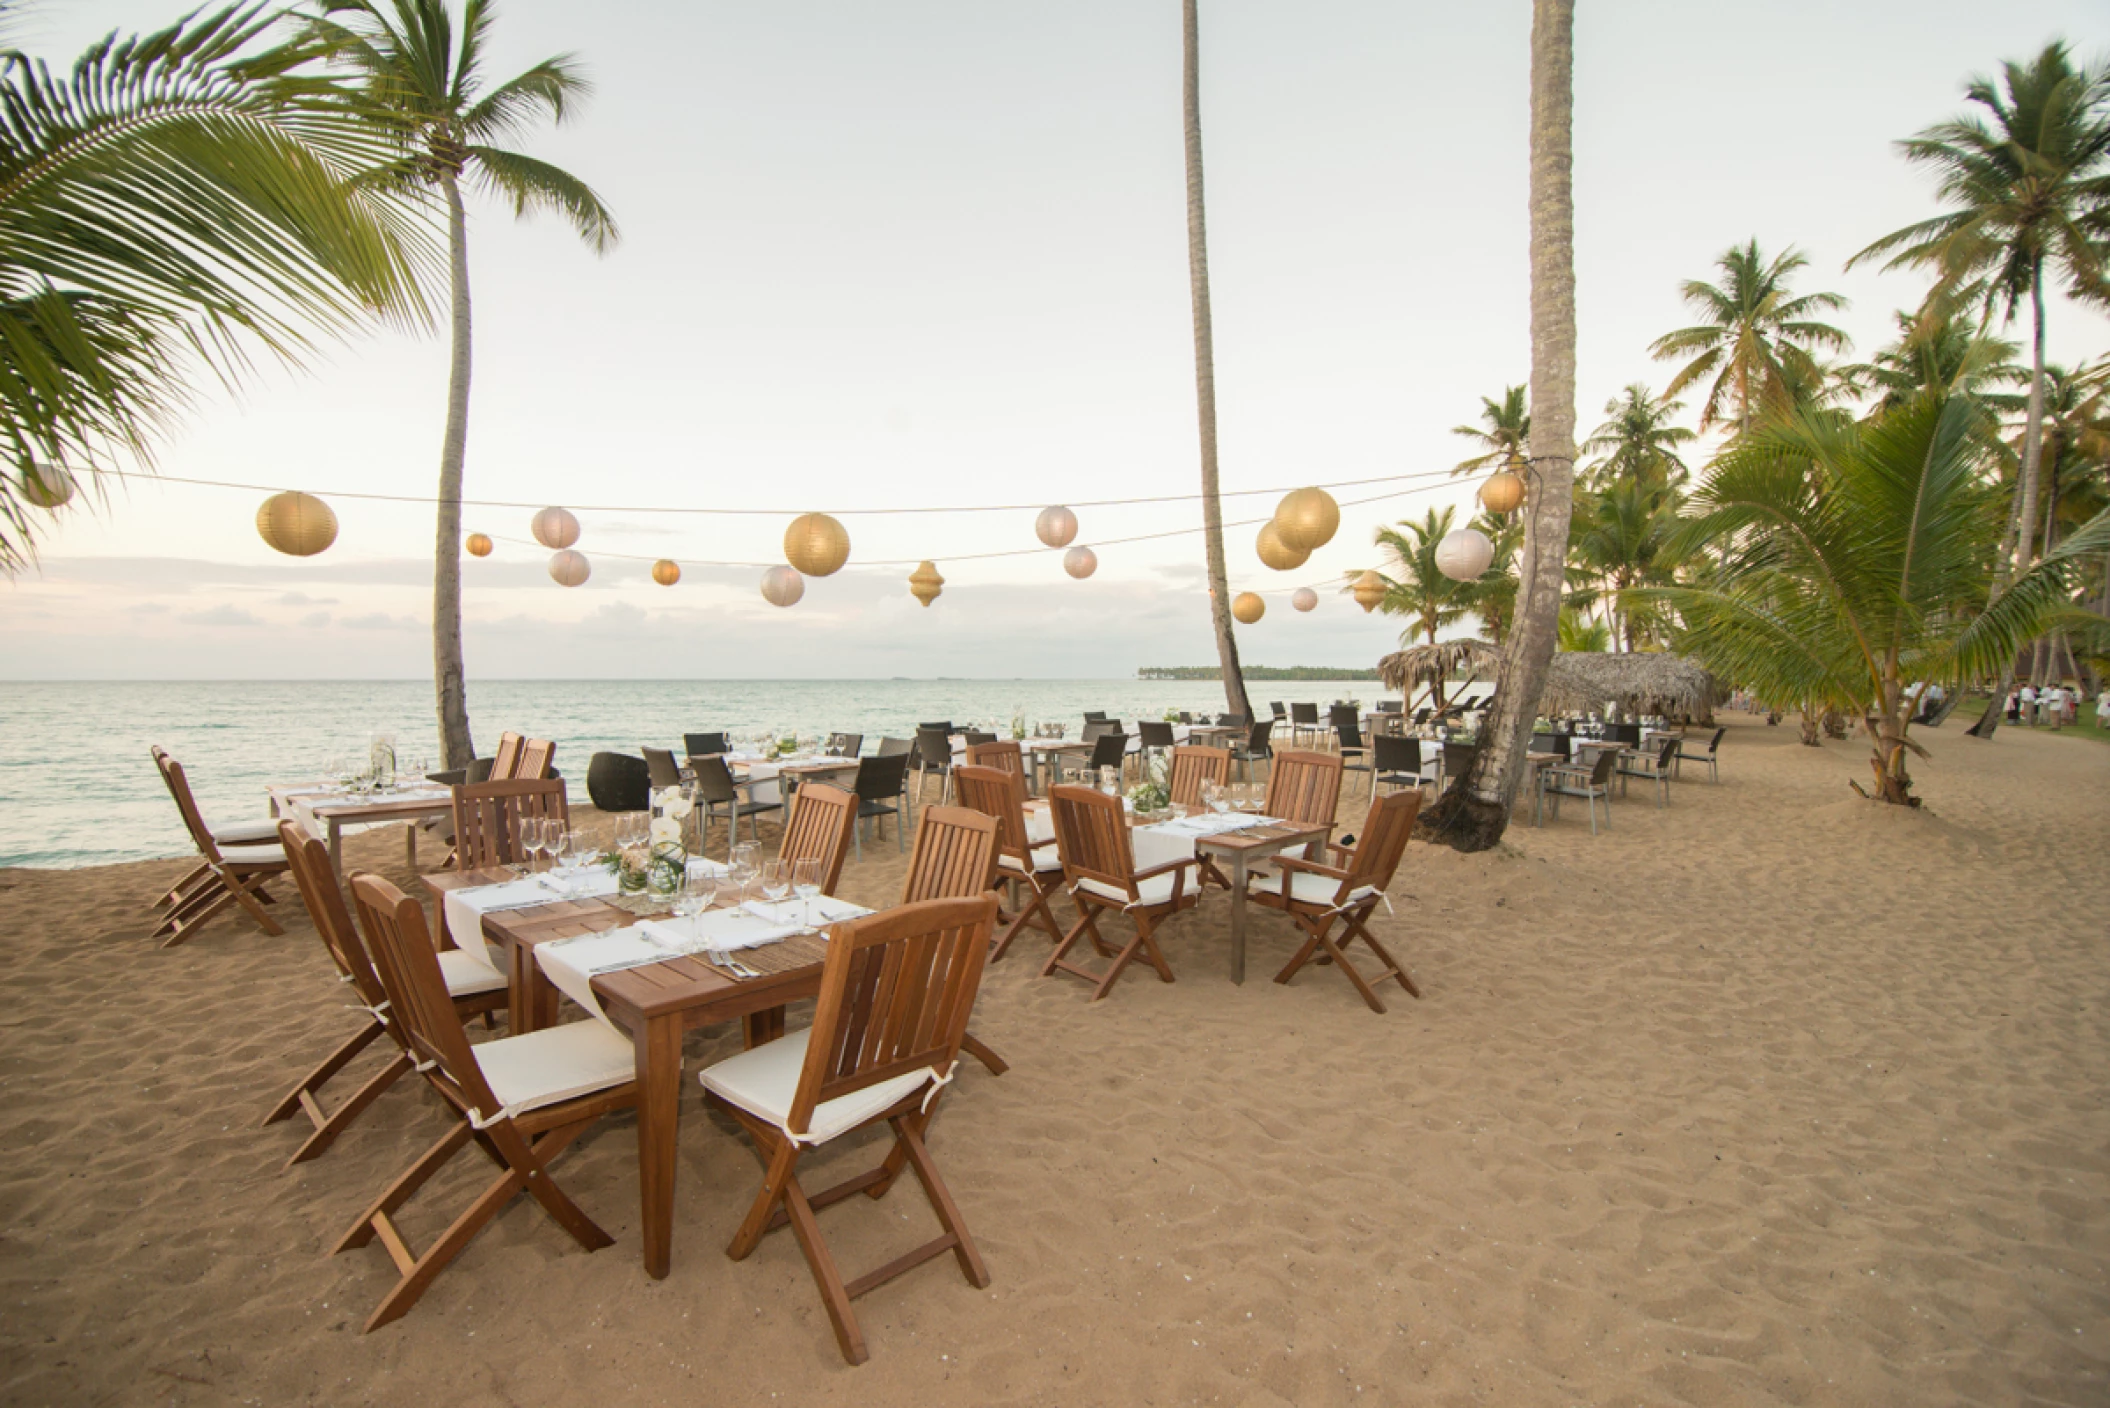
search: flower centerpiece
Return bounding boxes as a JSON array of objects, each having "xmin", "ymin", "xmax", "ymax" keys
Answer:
[
  {"xmin": 1126, "ymin": 754, "xmax": 1171, "ymax": 818},
  {"xmin": 1010, "ymin": 707, "xmax": 1027, "ymax": 741},
  {"xmin": 643, "ymin": 786, "xmax": 694, "ymax": 898},
  {"xmin": 773, "ymin": 733, "xmax": 800, "ymax": 759}
]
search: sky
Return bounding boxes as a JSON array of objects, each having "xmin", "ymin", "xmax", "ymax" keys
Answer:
[{"xmin": 5, "ymin": 0, "xmax": 2108, "ymax": 680}]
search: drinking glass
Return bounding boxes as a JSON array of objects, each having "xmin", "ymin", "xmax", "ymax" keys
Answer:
[
  {"xmin": 728, "ymin": 840, "xmax": 760, "ymax": 903},
  {"xmin": 1097, "ymin": 765, "xmax": 1119, "ymax": 796},
  {"xmin": 518, "ymin": 820, "xmax": 545, "ymax": 873},
  {"xmin": 539, "ymin": 817, "xmax": 565, "ymax": 872},
  {"xmin": 760, "ymin": 858, "xmax": 791, "ymax": 908},
  {"xmin": 1202, "ymin": 779, "xmax": 1226, "ymax": 815},
  {"xmin": 791, "ymin": 857, "xmax": 823, "ymax": 933},
  {"xmin": 674, "ymin": 865, "xmax": 716, "ymax": 919}
]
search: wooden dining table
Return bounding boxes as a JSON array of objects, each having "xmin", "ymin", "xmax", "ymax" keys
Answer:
[
  {"xmin": 271, "ymin": 784, "xmax": 456, "ymax": 874},
  {"xmin": 422, "ymin": 867, "xmax": 820, "ymax": 1280}
]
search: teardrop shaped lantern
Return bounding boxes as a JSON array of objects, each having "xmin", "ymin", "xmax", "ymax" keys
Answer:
[
  {"xmin": 651, "ymin": 558, "xmax": 681, "ymax": 586},
  {"xmin": 464, "ymin": 532, "xmax": 493, "ymax": 558},
  {"xmin": 1292, "ymin": 586, "xmax": 1319, "ymax": 613},
  {"xmin": 761, "ymin": 564, "xmax": 805, "ymax": 607},
  {"xmin": 783, "ymin": 513, "xmax": 850, "ymax": 577},
  {"xmin": 256, "ymin": 491, "xmax": 338, "ymax": 557},
  {"xmin": 548, "ymin": 549, "xmax": 591, "ymax": 587},
  {"xmin": 1352, "ymin": 570, "xmax": 1387, "ymax": 613},
  {"xmin": 1255, "ymin": 519, "xmax": 1309, "ymax": 572},
  {"xmin": 1231, "ymin": 591, "xmax": 1266, "ymax": 625},
  {"xmin": 1035, "ymin": 505, "xmax": 1078, "ymax": 548},
  {"xmin": 531, "ymin": 506, "xmax": 580, "ymax": 550},
  {"xmin": 1273, "ymin": 487, "xmax": 1340, "ymax": 552},
  {"xmin": 909, "ymin": 560, "xmax": 944, "ymax": 607},
  {"xmin": 1062, "ymin": 545, "xmax": 1097, "ymax": 579},
  {"xmin": 1479, "ymin": 469, "xmax": 1526, "ymax": 516},
  {"xmin": 1435, "ymin": 527, "xmax": 1495, "ymax": 582},
  {"xmin": 20, "ymin": 463, "xmax": 75, "ymax": 510}
]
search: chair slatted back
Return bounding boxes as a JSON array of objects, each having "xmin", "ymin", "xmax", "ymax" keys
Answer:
[
  {"xmin": 788, "ymin": 894, "xmax": 997, "ymax": 1138},
  {"xmin": 953, "ymin": 765, "xmax": 1031, "ymax": 869},
  {"xmin": 1337, "ymin": 789, "xmax": 1419, "ymax": 902},
  {"xmin": 451, "ymin": 778, "xmax": 570, "ymax": 870},
  {"xmin": 489, "ymin": 732, "xmax": 524, "ymax": 781},
  {"xmin": 1373, "ymin": 734, "xmax": 1421, "ymax": 775},
  {"xmin": 1047, "ymin": 784, "xmax": 1139, "ymax": 902},
  {"xmin": 516, "ymin": 737, "xmax": 557, "ymax": 780},
  {"xmin": 779, "ymin": 782, "xmax": 856, "ymax": 895},
  {"xmin": 278, "ymin": 821, "xmax": 388, "ymax": 1012},
  {"xmin": 853, "ymin": 752, "xmax": 912, "ymax": 805},
  {"xmin": 900, "ymin": 805, "xmax": 1000, "ymax": 903},
  {"xmin": 963, "ymin": 740, "xmax": 1024, "ymax": 777},
  {"xmin": 1264, "ymin": 751, "xmax": 1343, "ymax": 828},
  {"xmin": 1086, "ymin": 733, "xmax": 1128, "ymax": 772},
  {"xmin": 1166, "ymin": 746, "xmax": 1229, "ymax": 810},
  {"xmin": 641, "ymin": 747, "xmax": 683, "ymax": 790},
  {"xmin": 349, "ymin": 872, "xmax": 502, "ymax": 1122},
  {"xmin": 153, "ymin": 750, "xmax": 223, "ymax": 861}
]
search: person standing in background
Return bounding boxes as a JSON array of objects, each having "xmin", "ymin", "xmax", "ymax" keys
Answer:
[{"xmin": 2019, "ymin": 683, "xmax": 2038, "ymax": 726}]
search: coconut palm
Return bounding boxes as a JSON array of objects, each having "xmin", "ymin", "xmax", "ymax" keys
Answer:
[
  {"xmin": 1649, "ymin": 240, "xmax": 1851, "ymax": 434},
  {"xmin": 1570, "ymin": 478, "xmax": 1686, "ymax": 651},
  {"xmin": 1580, "ymin": 384, "xmax": 1695, "ymax": 492},
  {"xmin": 307, "ymin": 0, "xmax": 617, "ymax": 767},
  {"xmin": 0, "ymin": 2, "xmax": 432, "ymax": 568},
  {"xmin": 1661, "ymin": 391, "xmax": 2108, "ymax": 805},
  {"xmin": 1450, "ymin": 384, "xmax": 1529, "ymax": 477},
  {"xmin": 1368, "ymin": 507, "xmax": 1475, "ymax": 647},
  {"xmin": 1179, "ymin": 0, "xmax": 1249, "ymax": 722},
  {"xmin": 1556, "ymin": 606, "xmax": 1609, "ymax": 653}
]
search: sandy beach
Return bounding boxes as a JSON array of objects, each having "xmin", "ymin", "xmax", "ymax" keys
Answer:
[{"xmin": 3, "ymin": 713, "xmax": 2106, "ymax": 1407}]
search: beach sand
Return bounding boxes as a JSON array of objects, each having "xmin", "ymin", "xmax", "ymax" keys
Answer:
[{"xmin": 2, "ymin": 714, "xmax": 2106, "ymax": 1406}]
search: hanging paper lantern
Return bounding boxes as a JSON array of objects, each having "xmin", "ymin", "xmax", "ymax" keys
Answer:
[
  {"xmin": 1035, "ymin": 505, "xmax": 1079, "ymax": 548},
  {"xmin": 256, "ymin": 491, "xmax": 338, "ymax": 557},
  {"xmin": 1255, "ymin": 519, "xmax": 1309, "ymax": 571},
  {"xmin": 783, "ymin": 513, "xmax": 850, "ymax": 577},
  {"xmin": 1479, "ymin": 469, "xmax": 1526, "ymax": 516},
  {"xmin": 909, "ymin": 560, "xmax": 944, "ymax": 607},
  {"xmin": 1435, "ymin": 527, "xmax": 1495, "ymax": 582},
  {"xmin": 651, "ymin": 558, "xmax": 681, "ymax": 586},
  {"xmin": 761, "ymin": 564, "xmax": 805, "ymax": 607},
  {"xmin": 20, "ymin": 464, "xmax": 75, "ymax": 510},
  {"xmin": 1352, "ymin": 570, "xmax": 1387, "ymax": 613},
  {"xmin": 1274, "ymin": 487, "xmax": 1340, "ymax": 552},
  {"xmin": 1063, "ymin": 545, "xmax": 1097, "ymax": 579},
  {"xmin": 548, "ymin": 549, "xmax": 591, "ymax": 587},
  {"xmin": 1292, "ymin": 586, "xmax": 1319, "ymax": 613},
  {"xmin": 531, "ymin": 506, "xmax": 580, "ymax": 550},
  {"xmin": 1232, "ymin": 591, "xmax": 1266, "ymax": 625},
  {"xmin": 464, "ymin": 532, "xmax": 493, "ymax": 558}
]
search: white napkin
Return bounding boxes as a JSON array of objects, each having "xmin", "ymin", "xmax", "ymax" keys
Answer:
[
  {"xmin": 535, "ymin": 927, "xmax": 674, "ymax": 1031},
  {"xmin": 741, "ymin": 896, "xmax": 872, "ymax": 927},
  {"xmin": 442, "ymin": 878, "xmax": 558, "ymax": 973},
  {"xmin": 636, "ymin": 909, "xmax": 799, "ymax": 953}
]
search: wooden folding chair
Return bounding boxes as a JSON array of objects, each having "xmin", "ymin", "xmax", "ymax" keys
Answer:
[
  {"xmin": 900, "ymin": 805, "xmax": 1007, "ymax": 1076},
  {"xmin": 515, "ymin": 736, "xmax": 557, "ymax": 780},
  {"xmin": 953, "ymin": 764, "xmax": 1067, "ymax": 962},
  {"xmin": 963, "ymin": 739, "xmax": 1024, "ymax": 776},
  {"xmin": 450, "ymin": 778, "xmax": 569, "ymax": 871},
  {"xmin": 778, "ymin": 781, "xmax": 856, "ymax": 896},
  {"xmin": 265, "ymin": 822, "xmax": 508, "ymax": 1167},
  {"xmin": 1042, "ymin": 784, "xmax": 1198, "ymax": 1002},
  {"xmin": 338, "ymin": 873, "xmax": 637, "ymax": 1332},
  {"xmin": 149, "ymin": 751, "xmax": 288, "ymax": 947},
  {"xmin": 1252, "ymin": 788, "xmax": 1423, "ymax": 1013},
  {"xmin": 148, "ymin": 746, "xmax": 280, "ymax": 911},
  {"xmin": 487, "ymin": 731, "xmax": 525, "ymax": 781},
  {"xmin": 700, "ymin": 893, "xmax": 999, "ymax": 1366}
]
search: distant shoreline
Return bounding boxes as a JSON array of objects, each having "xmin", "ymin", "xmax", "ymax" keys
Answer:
[{"xmin": 1136, "ymin": 667, "xmax": 1381, "ymax": 681}]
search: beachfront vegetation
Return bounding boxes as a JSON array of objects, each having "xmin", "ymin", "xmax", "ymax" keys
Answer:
[
  {"xmin": 1648, "ymin": 241, "xmax": 1852, "ymax": 435},
  {"xmin": 1449, "ymin": 384, "xmax": 1531, "ymax": 476}
]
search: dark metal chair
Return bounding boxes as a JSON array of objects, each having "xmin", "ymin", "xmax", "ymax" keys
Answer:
[
  {"xmin": 1336, "ymin": 717, "xmax": 1373, "ymax": 793},
  {"xmin": 692, "ymin": 754, "xmax": 782, "ymax": 850},
  {"xmin": 641, "ymin": 747, "xmax": 683, "ymax": 790},
  {"xmin": 877, "ymin": 736, "xmax": 914, "ymax": 757},
  {"xmin": 825, "ymin": 732, "xmax": 864, "ymax": 758},
  {"xmin": 1066, "ymin": 731, "xmax": 1130, "ymax": 784},
  {"xmin": 1673, "ymin": 727, "xmax": 1726, "ymax": 782},
  {"xmin": 684, "ymin": 732, "xmax": 728, "ymax": 758},
  {"xmin": 912, "ymin": 727, "xmax": 955, "ymax": 804},
  {"xmin": 851, "ymin": 752, "xmax": 912, "ymax": 856},
  {"xmin": 1137, "ymin": 719, "xmax": 1175, "ymax": 769},
  {"xmin": 1289, "ymin": 702, "xmax": 1321, "ymax": 747},
  {"xmin": 1539, "ymin": 748, "xmax": 1618, "ymax": 833},
  {"xmin": 1229, "ymin": 718, "xmax": 1274, "ymax": 782},
  {"xmin": 1372, "ymin": 733, "xmax": 1427, "ymax": 795}
]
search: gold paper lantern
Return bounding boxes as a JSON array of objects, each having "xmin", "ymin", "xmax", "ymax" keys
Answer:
[
  {"xmin": 1352, "ymin": 569, "xmax": 1387, "ymax": 613},
  {"xmin": 1292, "ymin": 586, "xmax": 1319, "ymax": 613},
  {"xmin": 1063, "ymin": 545, "xmax": 1097, "ymax": 579},
  {"xmin": 464, "ymin": 532, "xmax": 493, "ymax": 558},
  {"xmin": 1231, "ymin": 591, "xmax": 1266, "ymax": 625},
  {"xmin": 761, "ymin": 564, "xmax": 805, "ymax": 607},
  {"xmin": 1274, "ymin": 487, "xmax": 1340, "ymax": 552},
  {"xmin": 20, "ymin": 464, "xmax": 74, "ymax": 510},
  {"xmin": 651, "ymin": 558, "xmax": 681, "ymax": 586},
  {"xmin": 531, "ymin": 506, "xmax": 580, "ymax": 550},
  {"xmin": 784, "ymin": 512, "xmax": 850, "ymax": 577},
  {"xmin": 255, "ymin": 491, "xmax": 338, "ymax": 557},
  {"xmin": 1035, "ymin": 505, "xmax": 1078, "ymax": 548},
  {"xmin": 548, "ymin": 548, "xmax": 591, "ymax": 587},
  {"xmin": 909, "ymin": 560, "xmax": 944, "ymax": 607},
  {"xmin": 1479, "ymin": 469, "xmax": 1526, "ymax": 516},
  {"xmin": 1255, "ymin": 519, "xmax": 1310, "ymax": 572}
]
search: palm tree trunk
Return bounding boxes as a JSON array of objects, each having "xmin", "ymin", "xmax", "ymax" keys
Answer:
[
  {"xmin": 433, "ymin": 173, "xmax": 476, "ymax": 769},
  {"xmin": 1420, "ymin": 0, "xmax": 1575, "ymax": 851},
  {"xmin": 1181, "ymin": 0, "xmax": 1250, "ymax": 723}
]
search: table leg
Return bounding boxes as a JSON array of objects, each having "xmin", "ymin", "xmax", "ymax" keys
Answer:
[
  {"xmin": 405, "ymin": 821, "xmax": 418, "ymax": 867},
  {"xmin": 636, "ymin": 1011, "xmax": 684, "ymax": 1281},
  {"xmin": 328, "ymin": 820, "xmax": 344, "ymax": 876},
  {"xmin": 1228, "ymin": 851, "xmax": 1250, "ymax": 985}
]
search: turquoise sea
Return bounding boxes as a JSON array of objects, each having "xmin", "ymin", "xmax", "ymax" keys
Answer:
[{"xmin": 0, "ymin": 679, "xmax": 1381, "ymax": 869}]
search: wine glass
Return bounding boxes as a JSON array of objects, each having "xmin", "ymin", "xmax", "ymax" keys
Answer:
[
  {"xmin": 518, "ymin": 819, "xmax": 545, "ymax": 874},
  {"xmin": 791, "ymin": 856, "xmax": 822, "ymax": 933},
  {"xmin": 728, "ymin": 840, "xmax": 759, "ymax": 904},
  {"xmin": 760, "ymin": 858, "xmax": 791, "ymax": 910},
  {"xmin": 1201, "ymin": 779, "xmax": 1225, "ymax": 816},
  {"xmin": 539, "ymin": 817, "xmax": 565, "ymax": 873},
  {"xmin": 673, "ymin": 864, "xmax": 716, "ymax": 920}
]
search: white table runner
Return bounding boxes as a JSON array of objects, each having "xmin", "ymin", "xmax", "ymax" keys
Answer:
[{"xmin": 441, "ymin": 867, "xmax": 624, "ymax": 974}]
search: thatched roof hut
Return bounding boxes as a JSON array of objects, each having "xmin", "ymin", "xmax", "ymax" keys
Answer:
[
  {"xmin": 1377, "ymin": 639, "xmax": 1499, "ymax": 694},
  {"xmin": 1377, "ymin": 639, "xmax": 1721, "ymax": 720}
]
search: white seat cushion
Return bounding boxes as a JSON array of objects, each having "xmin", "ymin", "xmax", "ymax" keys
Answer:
[
  {"xmin": 208, "ymin": 816, "xmax": 281, "ymax": 845},
  {"xmin": 217, "ymin": 841, "xmax": 285, "ymax": 865},
  {"xmin": 700, "ymin": 1027, "xmax": 934, "ymax": 1146},
  {"xmin": 1076, "ymin": 870, "xmax": 1185, "ymax": 910},
  {"xmin": 473, "ymin": 1020, "xmax": 634, "ymax": 1118},
  {"xmin": 1248, "ymin": 869, "xmax": 1381, "ymax": 909},
  {"xmin": 998, "ymin": 841, "xmax": 1062, "ymax": 876},
  {"xmin": 439, "ymin": 948, "xmax": 508, "ymax": 997}
]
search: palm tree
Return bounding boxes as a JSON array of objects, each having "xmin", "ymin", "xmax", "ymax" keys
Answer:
[
  {"xmin": 1649, "ymin": 240, "xmax": 1851, "ymax": 434},
  {"xmin": 1556, "ymin": 606, "xmax": 1609, "ymax": 653},
  {"xmin": 0, "ymin": 3, "xmax": 431, "ymax": 567},
  {"xmin": 1580, "ymin": 384, "xmax": 1694, "ymax": 492},
  {"xmin": 1570, "ymin": 478, "xmax": 1685, "ymax": 650},
  {"xmin": 1450, "ymin": 385, "xmax": 1529, "ymax": 476},
  {"xmin": 1853, "ymin": 43, "xmax": 2110, "ymax": 622},
  {"xmin": 1369, "ymin": 507, "xmax": 1475, "ymax": 646},
  {"xmin": 1180, "ymin": 0, "xmax": 1249, "ymax": 722},
  {"xmin": 308, "ymin": 0, "xmax": 617, "ymax": 768},
  {"xmin": 1662, "ymin": 392, "xmax": 2107, "ymax": 804}
]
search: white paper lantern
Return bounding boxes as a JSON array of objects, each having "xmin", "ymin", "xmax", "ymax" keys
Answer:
[
  {"xmin": 761, "ymin": 564, "xmax": 805, "ymax": 607},
  {"xmin": 1292, "ymin": 586, "xmax": 1319, "ymax": 613},
  {"xmin": 1435, "ymin": 527, "xmax": 1495, "ymax": 582},
  {"xmin": 1036, "ymin": 505, "xmax": 1079, "ymax": 548},
  {"xmin": 531, "ymin": 506, "xmax": 580, "ymax": 549},
  {"xmin": 548, "ymin": 548, "xmax": 591, "ymax": 587},
  {"xmin": 1062, "ymin": 545, "xmax": 1097, "ymax": 579}
]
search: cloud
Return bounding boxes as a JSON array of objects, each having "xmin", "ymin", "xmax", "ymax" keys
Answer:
[
  {"xmin": 126, "ymin": 602, "xmax": 168, "ymax": 615},
  {"xmin": 178, "ymin": 604, "xmax": 263, "ymax": 627},
  {"xmin": 299, "ymin": 610, "xmax": 332, "ymax": 628},
  {"xmin": 341, "ymin": 612, "xmax": 420, "ymax": 630},
  {"xmin": 275, "ymin": 590, "xmax": 339, "ymax": 606}
]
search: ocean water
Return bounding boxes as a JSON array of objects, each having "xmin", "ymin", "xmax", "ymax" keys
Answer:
[{"xmin": 0, "ymin": 679, "xmax": 1377, "ymax": 869}]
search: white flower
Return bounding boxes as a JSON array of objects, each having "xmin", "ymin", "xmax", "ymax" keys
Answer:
[
  {"xmin": 649, "ymin": 815, "xmax": 683, "ymax": 847},
  {"xmin": 661, "ymin": 793, "xmax": 694, "ymax": 819}
]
